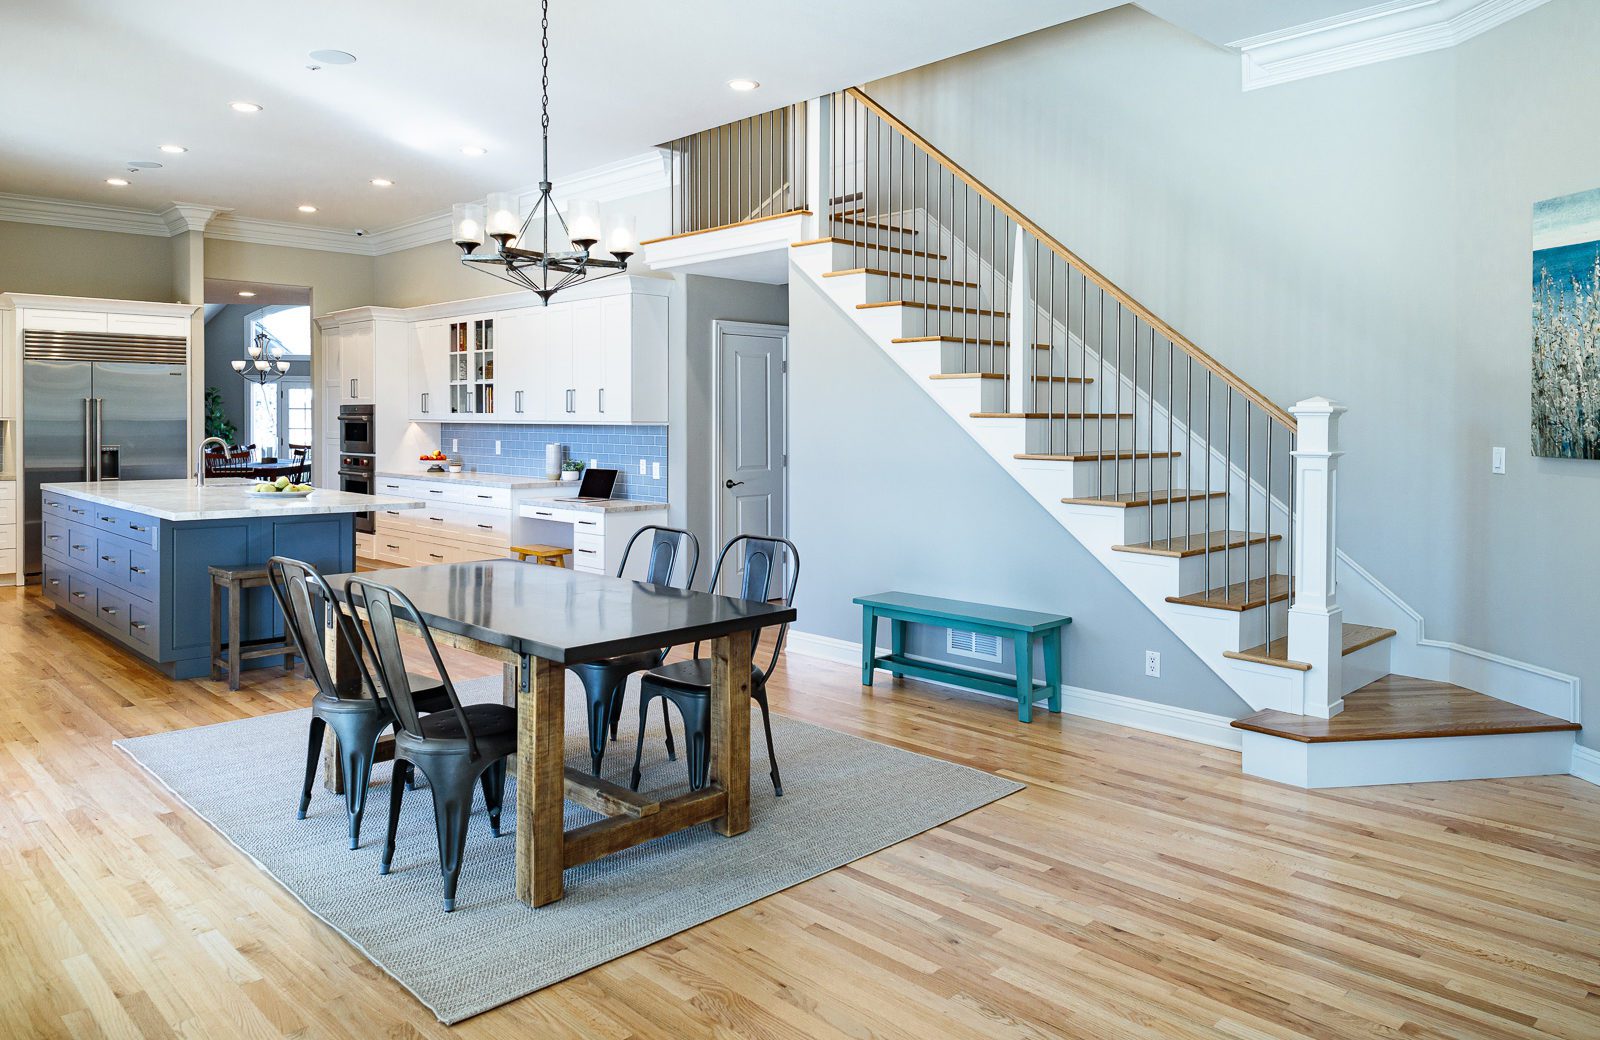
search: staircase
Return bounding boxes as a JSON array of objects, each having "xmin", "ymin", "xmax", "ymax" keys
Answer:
[{"xmin": 658, "ymin": 89, "xmax": 1580, "ymax": 787}]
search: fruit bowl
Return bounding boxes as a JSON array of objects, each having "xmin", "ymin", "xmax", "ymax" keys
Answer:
[
  {"xmin": 247, "ymin": 488, "xmax": 314, "ymax": 499},
  {"xmin": 248, "ymin": 480, "xmax": 315, "ymax": 499}
]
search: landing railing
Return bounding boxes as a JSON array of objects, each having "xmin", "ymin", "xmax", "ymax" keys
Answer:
[{"xmin": 660, "ymin": 103, "xmax": 808, "ymax": 237}]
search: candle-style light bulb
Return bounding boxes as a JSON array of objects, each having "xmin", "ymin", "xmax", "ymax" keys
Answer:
[
  {"xmin": 486, "ymin": 192, "xmax": 520, "ymax": 246},
  {"xmin": 568, "ymin": 199, "xmax": 600, "ymax": 249},
  {"xmin": 231, "ymin": 359, "xmax": 247, "ymax": 372},
  {"xmin": 606, "ymin": 213, "xmax": 637, "ymax": 260},
  {"xmin": 453, "ymin": 202, "xmax": 485, "ymax": 253}
]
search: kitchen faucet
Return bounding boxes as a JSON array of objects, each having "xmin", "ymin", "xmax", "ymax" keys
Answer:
[{"xmin": 196, "ymin": 436, "xmax": 228, "ymax": 487}]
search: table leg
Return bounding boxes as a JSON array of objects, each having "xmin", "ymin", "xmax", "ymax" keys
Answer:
[
  {"xmin": 889, "ymin": 618, "xmax": 906, "ymax": 679},
  {"xmin": 501, "ymin": 662, "xmax": 518, "ymax": 708},
  {"xmin": 860, "ymin": 608, "xmax": 876, "ymax": 687},
  {"xmin": 1014, "ymin": 633, "xmax": 1034, "ymax": 724},
  {"xmin": 710, "ymin": 631, "xmax": 752, "ymax": 837},
  {"xmin": 515, "ymin": 653, "xmax": 566, "ymax": 908},
  {"xmin": 1044, "ymin": 628, "xmax": 1063, "ymax": 713}
]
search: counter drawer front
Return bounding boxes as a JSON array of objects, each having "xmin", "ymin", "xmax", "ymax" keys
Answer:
[
  {"xmin": 94, "ymin": 505, "xmax": 158, "ymax": 547},
  {"xmin": 126, "ymin": 599, "xmax": 158, "ymax": 652},
  {"xmin": 61, "ymin": 498, "xmax": 94, "ymax": 523},
  {"xmin": 0, "ymin": 497, "xmax": 16, "ymax": 526},
  {"xmin": 126, "ymin": 545, "xmax": 158, "ymax": 596},
  {"xmin": 94, "ymin": 584, "xmax": 132, "ymax": 639},
  {"xmin": 571, "ymin": 514, "xmax": 603, "ymax": 537},
  {"xmin": 65, "ymin": 526, "xmax": 96, "ymax": 566},
  {"xmin": 42, "ymin": 517, "xmax": 73, "ymax": 561},
  {"xmin": 373, "ymin": 532, "xmax": 414, "ymax": 564},
  {"xmin": 0, "ymin": 547, "xmax": 15, "ymax": 575},
  {"xmin": 375, "ymin": 507, "xmax": 417, "ymax": 532},
  {"xmin": 572, "ymin": 541, "xmax": 605, "ymax": 573},
  {"xmin": 451, "ymin": 485, "xmax": 511, "ymax": 510},
  {"xmin": 40, "ymin": 491, "xmax": 66, "ymax": 517},
  {"xmin": 41, "ymin": 559, "xmax": 69, "ymax": 605},
  {"xmin": 94, "ymin": 537, "xmax": 128, "ymax": 582},
  {"xmin": 65, "ymin": 570, "xmax": 97, "ymax": 617},
  {"xmin": 412, "ymin": 504, "xmax": 509, "ymax": 542},
  {"xmin": 0, "ymin": 524, "xmax": 15, "ymax": 551}
]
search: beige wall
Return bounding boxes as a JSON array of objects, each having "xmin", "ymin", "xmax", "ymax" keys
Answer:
[{"xmin": 0, "ymin": 220, "xmax": 176, "ymax": 301}]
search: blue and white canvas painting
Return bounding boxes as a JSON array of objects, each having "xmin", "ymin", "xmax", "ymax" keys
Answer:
[{"xmin": 1532, "ymin": 186, "xmax": 1600, "ymax": 459}]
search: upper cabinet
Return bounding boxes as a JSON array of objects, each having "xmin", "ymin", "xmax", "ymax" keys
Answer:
[
  {"xmin": 410, "ymin": 320, "xmax": 451, "ymax": 421},
  {"xmin": 335, "ymin": 321, "xmax": 375, "ymax": 404}
]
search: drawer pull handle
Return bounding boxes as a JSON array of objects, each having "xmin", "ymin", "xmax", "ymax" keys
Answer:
[
  {"xmin": 428, "ymin": 553, "xmax": 444, "ymax": 560},
  {"xmin": 71, "ymin": 591, "xmax": 86, "ymax": 600},
  {"xmin": 47, "ymin": 535, "xmax": 60, "ymax": 542},
  {"xmin": 129, "ymin": 524, "xmax": 147, "ymax": 532},
  {"xmin": 579, "ymin": 549, "xmax": 596, "ymax": 555},
  {"xmin": 131, "ymin": 622, "xmax": 148, "ymax": 631},
  {"xmin": 428, "ymin": 489, "xmax": 443, "ymax": 495},
  {"xmin": 72, "ymin": 544, "xmax": 88, "ymax": 552},
  {"xmin": 70, "ymin": 508, "xmax": 85, "ymax": 515},
  {"xmin": 477, "ymin": 524, "xmax": 492, "ymax": 530},
  {"xmin": 100, "ymin": 554, "xmax": 115, "ymax": 562},
  {"xmin": 130, "ymin": 566, "xmax": 147, "ymax": 575},
  {"xmin": 100, "ymin": 606, "xmax": 119, "ymax": 616},
  {"xmin": 476, "ymin": 494, "xmax": 492, "ymax": 499},
  {"xmin": 47, "ymin": 579, "xmax": 60, "ymax": 587},
  {"xmin": 385, "ymin": 544, "xmax": 400, "ymax": 550},
  {"xmin": 430, "ymin": 516, "xmax": 444, "ymax": 523},
  {"xmin": 535, "ymin": 511, "xmax": 553, "ymax": 518},
  {"xmin": 100, "ymin": 515, "xmax": 115, "ymax": 522}
]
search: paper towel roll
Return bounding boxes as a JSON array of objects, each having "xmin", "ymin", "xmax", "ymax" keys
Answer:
[{"xmin": 545, "ymin": 443, "xmax": 562, "ymax": 480}]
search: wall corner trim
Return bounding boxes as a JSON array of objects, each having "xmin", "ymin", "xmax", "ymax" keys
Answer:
[
  {"xmin": 1229, "ymin": 0, "xmax": 1553, "ymax": 91},
  {"xmin": 782, "ymin": 629, "xmax": 1244, "ymax": 752},
  {"xmin": 1572, "ymin": 744, "xmax": 1600, "ymax": 788}
]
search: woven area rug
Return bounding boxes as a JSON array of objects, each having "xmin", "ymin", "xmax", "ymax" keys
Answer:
[{"xmin": 116, "ymin": 674, "xmax": 1022, "ymax": 1024}]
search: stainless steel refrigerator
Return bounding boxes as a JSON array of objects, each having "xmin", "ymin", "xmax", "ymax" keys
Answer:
[{"xmin": 24, "ymin": 360, "xmax": 188, "ymax": 575}]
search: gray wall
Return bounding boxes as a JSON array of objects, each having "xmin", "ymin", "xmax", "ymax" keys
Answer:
[
  {"xmin": 788, "ymin": 271, "xmax": 1249, "ymax": 716},
  {"xmin": 202, "ymin": 304, "xmax": 254, "ymax": 437},
  {"xmin": 863, "ymin": 2, "xmax": 1600, "ymax": 744},
  {"xmin": 669, "ymin": 274, "xmax": 790, "ymax": 553}
]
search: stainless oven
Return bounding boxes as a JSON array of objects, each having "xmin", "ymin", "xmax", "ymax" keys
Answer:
[
  {"xmin": 337, "ymin": 404, "xmax": 375, "ymax": 455},
  {"xmin": 339, "ymin": 452, "xmax": 375, "ymax": 533}
]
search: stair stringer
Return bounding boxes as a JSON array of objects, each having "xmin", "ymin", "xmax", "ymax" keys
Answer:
[{"xmin": 795, "ymin": 240, "xmax": 1324, "ymax": 713}]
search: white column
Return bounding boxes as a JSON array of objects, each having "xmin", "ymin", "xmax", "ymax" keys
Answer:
[
  {"xmin": 1287, "ymin": 396, "xmax": 1346, "ymax": 717},
  {"xmin": 804, "ymin": 96, "xmax": 831, "ymax": 241},
  {"xmin": 1007, "ymin": 226, "xmax": 1035, "ymax": 414}
]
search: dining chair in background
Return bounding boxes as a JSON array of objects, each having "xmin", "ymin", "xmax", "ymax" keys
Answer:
[
  {"xmin": 568, "ymin": 525, "xmax": 700, "ymax": 776},
  {"xmin": 630, "ymin": 535, "xmax": 799, "ymax": 797},
  {"xmin": 347, "ymin": 575, "xmax": 517, "ymax": 912}
]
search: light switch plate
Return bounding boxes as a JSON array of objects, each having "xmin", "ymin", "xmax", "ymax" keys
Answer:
[
  {"xmin": 1492, "ymin": 446, "xmax": 1506, "ymax": 474},
  {"xmin": 494, "ymin": 439, "xmax": 501, "ymax": 455},
  {"xmin": 651, "ymin": 462, "xmax": 661, "ymax": 480},
  {"xmin": 451, "ymin": 438, "xmax": 459, "ymax": 452},
  {"xmin": 639, "ymin": 458, "xmax": 647, "ymax": 475}
]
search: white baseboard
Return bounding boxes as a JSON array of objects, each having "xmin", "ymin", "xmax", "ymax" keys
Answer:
[
  {"xmin": 784, "ymin": 629, "xmax": 1242, "ymax": 751},
  {"xmin": 1573, "ymin": 744, "xmax": 1600, "ymax": 788}
]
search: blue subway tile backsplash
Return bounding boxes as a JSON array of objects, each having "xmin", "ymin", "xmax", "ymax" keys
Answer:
[{"xmin": 440, "ymin": 423, "xmax": 668, "ymax": 503}]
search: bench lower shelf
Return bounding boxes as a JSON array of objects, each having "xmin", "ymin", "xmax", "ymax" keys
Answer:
[{"xmin": 870, "ymin": 653, "xmax": 1056, "ymax": 705}]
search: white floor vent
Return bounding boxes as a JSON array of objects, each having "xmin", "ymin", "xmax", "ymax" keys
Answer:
[{"xmin": 947, "ymin": 628, "xmax": 1002, "ymax": 663}]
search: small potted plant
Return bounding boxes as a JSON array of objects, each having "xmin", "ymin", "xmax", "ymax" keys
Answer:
[{"xmin": 561, "ymin": 459, "xmax": 586, "ymax": 482}]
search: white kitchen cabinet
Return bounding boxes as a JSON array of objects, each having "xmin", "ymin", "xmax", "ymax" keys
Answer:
[
  {"xmin": 523, "ymin": 292, "xmax": 667, "ymax": 423},
  {"xmin": 410, "ymin": 320, "xmax": 451, "ymax": 421},
  {"xmin": 540, "ymin": 305, "xmax": 574, "ymax": 421},
  {"xmin": 495, "ymin": 309, "xmax": 541, "ymax": 419},
  {"xmin": 337, "ymin": 321, "xmax": 375, "ymax": 404}
]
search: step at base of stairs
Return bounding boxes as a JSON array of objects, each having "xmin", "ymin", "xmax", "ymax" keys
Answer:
[
  {"xmin": 1223, "ymin": 622, "xmax": 1394, "ymax": 671},
  {"xmin": 1167, "ymin": 574, "xmax": 1291, "ymax": 612},
  {"xmin": 1234, "ymin": 676, "xmax": 1579, "ymax": 788}
]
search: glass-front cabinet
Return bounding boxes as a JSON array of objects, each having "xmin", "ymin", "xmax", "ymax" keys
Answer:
[{"xmin": 447, "ymin": 317, "xmax": 495, "ymax": 416}]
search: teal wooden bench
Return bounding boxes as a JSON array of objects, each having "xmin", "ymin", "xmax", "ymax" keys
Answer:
[{"xmin": 852, "ymin": 591, "xmax": 1071, "ymax": 723}]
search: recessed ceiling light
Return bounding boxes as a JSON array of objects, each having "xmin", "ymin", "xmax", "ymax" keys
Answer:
[
  {"xmin": 370, "ymin": 178, "xmax": 394, "ymax": 187},
  {"xmin": 727, "ymin": 78, "xmax": 760, "ymax": 91},
  {"xmin": 159, "ymin": 144, "xmax": 187, "ymax": 154},
  {"xmin": 308, "ymin": 49, "xmax": 357, "ymax": 65},
  {"xmin": 297, "ymin": 204, "xmax": 318, "ymax": 213},
  {"xmin": 461, "ymin": 145, "xmax": 487, "ymax": 157},
  {"xmin": 105, "ymin": 177, "xmax": 129, "ymax": 187},
  {"xmin": 238, "ymin": 291, "xmax": 257, "ymax": 298},
  {"xmin": 230, "ymin": 101, "xmax": 262, "ymax": 113}
]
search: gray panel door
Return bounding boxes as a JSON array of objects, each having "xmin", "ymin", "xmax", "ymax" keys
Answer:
[
  {"xmin": 92, "ymin": 363, "xmax": 189, "ymax": 482},
  {"xmin": 23, "ymin": 360, "xmax": 92, "ymax": 575},
  {"xmin": 717, "ymin": 323, "xmax": 788, "ymax": 579}
]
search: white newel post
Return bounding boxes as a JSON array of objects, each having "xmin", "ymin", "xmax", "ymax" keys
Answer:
[
  {"xmin": 1287, "ymin": 397, "xmax": 1346, "ymax": 717},
  {"xmin": 804, "ymin": 95, "xmax": 831, "ymax": 241},
  {"xmin": 1008, "ymin": 226, "xmax": 1035, "ymax": 413}
]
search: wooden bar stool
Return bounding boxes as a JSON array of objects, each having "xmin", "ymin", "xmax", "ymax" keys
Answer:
[
  {"xmin": 509, "ymin": 543, "xmax": 572, "ymax": 568},
  {"xmin": 210, "ymin": 564, "xmax": 298, "ymax": 690}
]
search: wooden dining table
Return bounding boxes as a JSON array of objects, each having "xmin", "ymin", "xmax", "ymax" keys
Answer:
[{"xmin": 322, "ymin": 559, "xmax": 795, "ymax": 908}]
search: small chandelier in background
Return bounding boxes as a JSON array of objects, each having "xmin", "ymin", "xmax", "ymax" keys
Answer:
[
  {"xmin": 232, "ymin": 327, "xmax": 290, "ymax": 384},
  {"xmin": 449, "ymin": 0, "xmax": 636, "ymax": 304}
]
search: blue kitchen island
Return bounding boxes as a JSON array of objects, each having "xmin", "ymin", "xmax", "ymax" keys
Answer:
[{"xmin": 40, "ymin": 479, "xmax": 422, "ymax": 679}]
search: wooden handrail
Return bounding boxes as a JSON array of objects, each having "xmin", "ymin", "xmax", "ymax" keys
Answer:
[{"xmin": 845, "ymin": 87, "xmax": 1296, "ymax": 432}]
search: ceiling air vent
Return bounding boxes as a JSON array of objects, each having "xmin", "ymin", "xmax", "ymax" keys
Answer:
[{"xmin": 947, "ymin": 628, "xmax": 1002, "ymax": 663}]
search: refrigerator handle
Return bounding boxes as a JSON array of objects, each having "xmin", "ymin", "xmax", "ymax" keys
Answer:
[
  {"xmin": 83, "ymin": 398, "xmax": 94, "ymax": 480},
  {"xmin": 93, "ymin": 398, "xmax": 104, "ymax": 481}
]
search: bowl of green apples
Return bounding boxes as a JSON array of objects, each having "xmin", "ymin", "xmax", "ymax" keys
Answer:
[{"xmin": 248, "ymin": 476, "xmax": 315, "ymax": 499}]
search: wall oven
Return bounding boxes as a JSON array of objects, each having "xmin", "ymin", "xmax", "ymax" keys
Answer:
[
  {"xmin": 338, "ymin": 453, "xmax": 375, "ymax": 533},
  {"xmin": 337, "ymin": 404, "xmax": 375, "ymax": 455}
]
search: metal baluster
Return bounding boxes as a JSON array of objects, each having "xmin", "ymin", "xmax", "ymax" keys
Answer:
[
  {"xmin": 1265, "ymin": 420, "xmax": 1274, "ymax": 651},
  {"xmin": 1205, "ymin": 373, "xmax": 1213, "ymax": 594},
  {"xmin": 1225, "ymin": 390, "xmax": 1234, "ymax": 593},
  {"xmin": 1184, "ymin": 355, "xmax": 1193, "ymax": 554},
  {"xmin": 1167, "ymin": 337, "xmax": 1175, "ymax": 551},
  {"xmin": 1245, "ymin": 405, "xmax": 1254, "ymax": 633},
  {"xmin": 1146, "ymin": 327, "xmax": 1155, "ymax": 546}
]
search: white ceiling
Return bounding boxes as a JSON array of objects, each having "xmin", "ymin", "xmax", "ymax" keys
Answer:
[{"xmin": 0, "ymin": 1, "xmax": 1379, "ymax": 235}]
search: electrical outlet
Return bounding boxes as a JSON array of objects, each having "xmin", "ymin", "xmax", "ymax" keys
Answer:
[
  {"xmin": 494, "ymin": 439, "xmax": 501, "ymax": 456},
  {"xmin": 589, "ymin": 458, "xmax": 597, "ymax": 469},
  {"xmin": 651, "ymin": 461, "xmax": 661, "ymax": 480},
  {"xmin": 1144, "ymin": 650, "xmax": 1161, "ymax": 678},
  {"xmin": 1492, "ymin": 446, "xmax": 1506, "ymax": 474},
  {"xmin": 450, "ymin": 438, "xmax": 458, "ymax": 453},
  {"xmin": 639, "ymin": 458, "xmax": 647, "ymax": 475}
]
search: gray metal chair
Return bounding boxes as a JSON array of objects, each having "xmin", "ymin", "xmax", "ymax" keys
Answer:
[
  {"xmin": 346, "ymin": 575, "xmax": 516, "ymax": 913},
  {"xmin": 267, "ymin": 556, "xmax": 451, "ymax": 850},
  {"xmin": 630, "ymin": 535, "xmax": 799, "ymax": 797},
  {"xmin": 569, "ymin": 525, "xmax": 700, "ymax": 776}
]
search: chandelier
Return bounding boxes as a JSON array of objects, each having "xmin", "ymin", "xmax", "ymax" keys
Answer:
[
  {"xmin": 449, "ymin": 0, "xmax": 636, "ymax": 304},
  {"xmin": 232, "ymin": 327, "xmax": 291, "ymax": 385}
]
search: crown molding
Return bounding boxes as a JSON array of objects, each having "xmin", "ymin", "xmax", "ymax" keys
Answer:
[
  {"xmin": 1230, "ymin": 0, "xmax": 1552, "ymax": 91},
  {"xmin": 0, "ymin": 149, "xmax": 671, "ymax": 258}
]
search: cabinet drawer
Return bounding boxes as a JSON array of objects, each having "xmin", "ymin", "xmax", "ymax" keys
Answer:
[
  {"xmin": 65, "ymin": 526, "xmax": 96, "ymax": 566},
  {"xmin": 94, "ymin": 536, "xmax": 127, "ymax": 582},
  {"xmin": 62, "ymin": 498, "xmax": 93, "ymax": 523},
  {"xmin": 439, "ymin": 483, "xmax": 510, "ymax": 509},
  {"xmin": 372, "ymin": 532, "xmax": 414, "ymax": 564},
  {"xmin": 0, "ymin": 548, "xmax": 15, "ymax": 575},
  {"xmin": 0, "ymin": 498, "xmax": 15, "ymax": 526},
  {"xmin": 126, "ymin": 545, "xmax": 158, "ymax": 596},
  {"xmin": 65, "ymin": 570, "xmax": 97, "ymax": 617},
  {"xmin": 94, "ymin": 584, "xmax": 132, "ymax": 638},
  {"xmin": 571, "ymin": 514, "xmax": 603, "ymax": 537},
  {"xmin": 0, "ymin": 524, "xmax": 14, "ymax": 551},
  {"xmin": 126, "ymin": 598, "xmax": 158, "ymax": 652},
  {"xmin": 572, "ymin": 541, "xmax": 605, "ymax": 572},
  {"xmin": 41, "ymin": 560, "xmax": 68, "ymax": 605},
  {"xmin": 376, "ymin": 477, "xmax": 422, "ymax": 497},
  {"xmin": 355, "ymin": 532, "xmax": 375, "ymax": 559},
  {"xmin": 42, "ymin": 517, "xmax": 73, "ymax": 561},
  {"xmin": 92, "ymin": 505, "xmax": 157, "ymax": 546},
  {"xmin": 40, "ymin": 491, "xmax": 65, "ymax": 517}
]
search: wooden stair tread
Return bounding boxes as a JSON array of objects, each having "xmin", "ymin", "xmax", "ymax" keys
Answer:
[
  {"xmin": 823, "ymin": 268, "xmax": 980, "ymax": 288},
  {"xmin": 1230, "ymin": 676, "xmax": 1580, "ymax": 743},
  {"xmin": 1061, "ymin": 490, "xmax": 1227, "ymax": 508},
  {"xmin": 1223, "ymin": 623, "xmax": 1396, "ymax": 672},
  {"xmin": 1113, "ymin": 529, "xmax": 1277, "ymax": 559},
  {"xmin": 858, "ymin": 301, "xmax": 1005, "ymax": 317},
  {"xmin": 832, "ymin": 216, "xmax": 918, "ymax": 234},
  {"xmin": 1166, "ymin": 574, "xmax": 1292, "ymax": 612},
  {"xmin": 792, "ymin": 238, "xmax": 948, "ymax": 260},
  {"xmin": 971, "ymin": 411, "xmax": 1133, "ymax": 420},
  {"xmin": 929, "ymin": 372, "xmax": 1092, "ymax": 384},
  {"xmin": 1015, "ymin": 451, "xmax": 1181, "ymax": 462},
  {"xmin": 893, "ymin": 335, "xmax": 1007, "ymax": 346}
]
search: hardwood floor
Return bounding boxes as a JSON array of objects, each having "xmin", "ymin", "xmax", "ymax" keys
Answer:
[{"xmin": 4, "ymin": 583, "xmax": 1600, "ymax": 1039}]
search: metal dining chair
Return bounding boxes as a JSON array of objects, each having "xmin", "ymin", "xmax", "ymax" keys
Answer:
[
  {"xmin": 267, "ymin": 556, "xmax": 451, "ymax": 850},
  {"xmin": 629, "ymin": 535, "xmax": 799, "ymax": 797},
  {"xmin": 346, "ymin": 575, "xmax": 517, "ymax": 912},
  {"xmin": 569, "ymin": 525, "xmax": 699, "ymax": 776}
]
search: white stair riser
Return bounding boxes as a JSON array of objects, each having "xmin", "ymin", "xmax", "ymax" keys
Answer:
[
  {"xmin": 1173, "ymin": 542, "xmax": 1281, "ymax": 596},
  {"xmin": 1023, "ymin": 417, "xmax": 1149, "ymax": 454},
  {"xmin": 1090, "ymin": 497, "xmax": 1232, "ymax": 543},
  {"xmin": 854, "ymin": 305, "xmax": 1007, "ymax": 341},
  {"xmin": 1241, "ymin": 730, "xmax": 1575, "ymax": 788},
  {"xmin": 1165, "ymin": 600, "xmax": 1292, "ymax": 657},
  {"xmin": 1030, "ymin": 381, "xmax": 1094, "ymax": 412},
  {"xmin": 857, "ymin": 272, "xmax": 996, "ymax": 311},
  {"xmin": 1340, "ymin": 639, "xmax": 1391, "ymax": 696}
]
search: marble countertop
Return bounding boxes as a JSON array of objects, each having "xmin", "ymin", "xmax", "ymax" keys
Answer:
[
  {"xmin": 378, "ymin": 470, "xmax": 564, "ymax": 490},
  {"xmin": 522, "ymin": 496, "xmax": 668, "ymax": 515},
  {"xmin": 43, "ymin": 479, "xmax": 425, "ymax": 523}
]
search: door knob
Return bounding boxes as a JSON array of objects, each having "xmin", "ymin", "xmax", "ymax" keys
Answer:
[{"xmin": 724, "ymin": 479, "xmax": 744, "ymax": 489}]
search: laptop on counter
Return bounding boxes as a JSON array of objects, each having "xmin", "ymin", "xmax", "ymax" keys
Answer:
[{"xmin": 571, "ymin": 467, "xmax": 619, "ymax": 502}]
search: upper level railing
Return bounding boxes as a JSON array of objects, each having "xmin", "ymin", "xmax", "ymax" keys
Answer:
[{"xmin": 659, "ymin": 103, "xmax": 808, "ymax": 237}]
